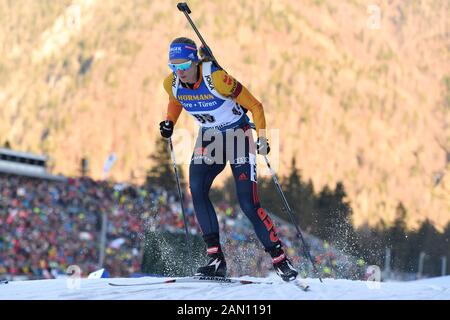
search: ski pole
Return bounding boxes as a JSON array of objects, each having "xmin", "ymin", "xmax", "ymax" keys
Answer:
[
  {"xmin": 176, "ymin": 2, "xmax": 251, "ymax": 115},
  {"xmin": 168, "ymin": 137, "xmax": 194, "ymax": 275},
  {"xmin": 250, "ymin": 123, "xmax": 323, "ymax": 282},
  {"xmin": 262, "ymin": 154, "xmax": 323, "ymax": 282},
  {"xmin": 176, "ymin": 2, "xmax": 222, "ymax": 69}
]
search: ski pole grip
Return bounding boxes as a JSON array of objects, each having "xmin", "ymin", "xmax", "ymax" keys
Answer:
[{"xmin": 177, "ymin": 2, "xmax": 191, "ymax": 14}]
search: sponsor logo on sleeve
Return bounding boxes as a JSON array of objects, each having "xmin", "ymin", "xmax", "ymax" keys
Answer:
[
  {"xmin": 223, "ymin": 74, "xmax": 233, "ymax": 86},
  {"xmin": 205, "ymin": 74, "xmax": 215, "ymax": 91},
  {"xmin": 172, "ymin": 74, "xmax": 178, "ymax": 88}
]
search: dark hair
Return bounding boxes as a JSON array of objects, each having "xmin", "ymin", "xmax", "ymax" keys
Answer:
[{"xmin": 171, "ymin": 37, "xmax": 196, "ymax": 47}]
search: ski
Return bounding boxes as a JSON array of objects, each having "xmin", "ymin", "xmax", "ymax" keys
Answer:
[
  {"xmin": 108, "ymin": 276, "xmax": 310, "ymax": 291},
  {"xmin": 108, "ymin": 276, "xmax": 273, "ymax": 287}
]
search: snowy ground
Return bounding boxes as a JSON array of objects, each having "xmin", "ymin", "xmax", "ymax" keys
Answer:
[{"xmin": 1, "ymin": 274, "xmax": 449, "ymax": 300}]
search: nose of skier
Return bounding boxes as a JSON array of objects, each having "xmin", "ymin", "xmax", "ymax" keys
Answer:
[{"xmin": 177, "ymin": 68, "xmax": 187, "ymax": 81}]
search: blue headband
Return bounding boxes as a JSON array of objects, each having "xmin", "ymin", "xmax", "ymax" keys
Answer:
[{"xmin": 169, "ymin": 42, "xmax": 199, "ymax": 62}]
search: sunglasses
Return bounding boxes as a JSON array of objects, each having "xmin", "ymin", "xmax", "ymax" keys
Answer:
[{"xmin": 168, "ymin": 60, "xmax": 193, "ymax": 72}]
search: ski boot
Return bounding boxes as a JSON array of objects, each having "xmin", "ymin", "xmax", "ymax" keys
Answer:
[
  {"xmin": 195, "ymin": 233, "xmax": 227, "ymax": 278},
  {"xmin": 266, "ymin": 243, "xmax": 298, "ymax": 282}
]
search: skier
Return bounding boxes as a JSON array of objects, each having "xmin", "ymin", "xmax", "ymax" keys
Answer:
[{"xmin": 159, "ymin": 37, "xmax": 298, "ymax": 281}]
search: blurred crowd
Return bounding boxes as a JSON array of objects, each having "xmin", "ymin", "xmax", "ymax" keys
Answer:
[{"xmin": 0, "ymin": 173, "xmax": 365, "ymax": 280}]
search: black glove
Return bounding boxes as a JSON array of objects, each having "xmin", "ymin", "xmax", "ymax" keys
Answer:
[
  {"xmin": 256, "ymin": 137, "xmax": 270, "ymax": 155},
  {"xmin": 159, "ymin": 120, "xmax": 174, "ymax": 138}
]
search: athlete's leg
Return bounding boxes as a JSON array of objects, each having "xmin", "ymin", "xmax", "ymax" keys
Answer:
[
  {"xmin": 189, "ymin": 134, "xmax": 226, "ymax": 237},
  {"xmin": 190, "ymin": 130, "xmax": 227, "ymax": 276},
  {"xmin": 229, "ymin": 125, "xmax": 298, "ymax": 281},
  {"xmin": 228, "ymin": 124, "xmax": 280, "ymax": 249}
]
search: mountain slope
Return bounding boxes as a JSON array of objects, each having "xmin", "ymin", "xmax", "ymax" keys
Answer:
[{"xmin": 0, "ymin": 0, "xmax": 449, "ymax": 229}]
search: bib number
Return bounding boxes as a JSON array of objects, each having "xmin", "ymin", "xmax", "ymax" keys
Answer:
[
  {"xmin": 232, "ymin": 105, "xmax": 243, "ymax": 116},
  {"xmin": 194, "ymin": 114, "xmax": 216, "ymax": 123}
]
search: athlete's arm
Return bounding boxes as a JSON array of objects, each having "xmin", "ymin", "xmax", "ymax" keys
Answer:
[
  {"xmin": 211, "ymin": 70, "xmax": 266, "ymax": 138},
  {"xmin": 163, "ymin": 74, "xmax": 183, "ymax": 124}
]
